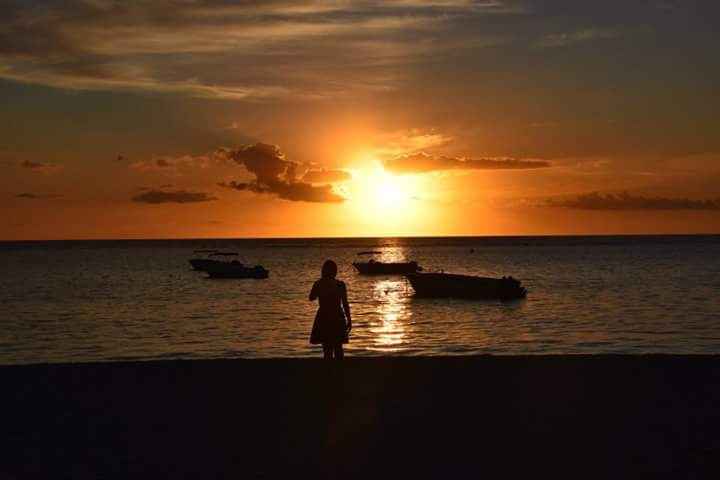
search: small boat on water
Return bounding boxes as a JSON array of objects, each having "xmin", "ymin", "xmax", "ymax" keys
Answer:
[
  {"xmin": 406, "ymin": 272, "xmax": 527, "ymax": 301},
  {"xmin": 353, "ymin": 260, "xmax": 422, "ymax": 275},
  {"xmin": 189, "ymin": 251, "xmax": 238, "ymax": 271},
  {"xmin": 357, "ymin": 250, "xmax": 383, "ymax": 255},
  {"xmin": 205, "ymin": 261, "xmax": 269, "ymax": 279}
]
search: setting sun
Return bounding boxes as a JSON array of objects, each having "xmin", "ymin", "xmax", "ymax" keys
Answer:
[
  {"xmin": 348, "ymin": 162, "xmax": 412, "ymax": 211},
  {"xmin": 332, "ymin": 153, "xmax": 435, "ymax": 235},
  {"xmin": 369, "ymin": 170, "xmax": 411, "ymax": 208}
]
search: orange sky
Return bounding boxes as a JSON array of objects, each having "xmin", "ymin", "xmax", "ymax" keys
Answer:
[{"xmin": 2, "ymin": 1, "xmax": 720, "ymax": 239}]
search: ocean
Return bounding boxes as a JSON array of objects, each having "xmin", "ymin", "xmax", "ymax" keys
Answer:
[{"xmin": 2, "ymin": 235, "xmax": 719, "ymax": 364}]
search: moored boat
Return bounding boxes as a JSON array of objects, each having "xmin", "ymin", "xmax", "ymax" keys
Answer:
[
  {"xmin": 205, "ymin": 262, "xmax": 269, "ymax": 279},
  {"xmin": 189, "ymin": 251, "xmax": 238, "ymax": 271},
  {"xmin": 353, "ymin": 260, "xmax": 422, "ymax": 275},
  {"xmin": 406, "ymin": 272, "xmax": 527, "ymax": 301},
  {"xmin": 189, "ymin": 258, "xmax": 222, "ymax": 271}
]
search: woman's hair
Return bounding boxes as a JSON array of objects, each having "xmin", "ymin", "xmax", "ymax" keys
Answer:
[{"xmin": 321, "ymin": 259, "xmax": 338, "ymax": 279}]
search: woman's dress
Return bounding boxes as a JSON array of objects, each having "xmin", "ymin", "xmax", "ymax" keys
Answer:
[{"xmin": 310, "ymin": 279, "xmax": 348, "ymax": 345}]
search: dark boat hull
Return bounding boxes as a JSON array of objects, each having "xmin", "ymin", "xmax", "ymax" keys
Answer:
[
  {"xmin": 205, "ymin": 264, "xmax": 269, "ymax": 279},
  {"xmin": 406, "ymin": 273, "xmax": 527, "ymax": 300},
  {"xmin": 353, "ymin": 261, "xmax": 421, "ymax": 275}
]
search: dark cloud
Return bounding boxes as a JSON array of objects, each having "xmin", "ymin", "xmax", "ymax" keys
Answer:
[
  {"xmin": 20, "ymin": 159, "xmax": 62, "ymax": 173},
  {"xmin": 302, "ymin": 169, "xmax": 352, "ymax": 183},
  {"xmin": 132, "ymin": 189, "xmax": 217, "ymax": 204},
  {"xmin": 16, "ymin": 193, "xmax": 62, "ymax": 199},
  {"xmin": 0, "ymin": 0, "xmax": 523, "ymax": 99},
  {"xmin": 546, "ymin": 192, "xmax": 720, "ymax": 210},
  {"xmin": 217, "ymin": 143, "xmax": 344, "ymax": 203},
  {"xmin": 384, "ymin": 152, "xmax": 551, "ymax": 174},
  {"xmin": 218, "ymin": 180, "xmax": 342, "ymax": 203}
]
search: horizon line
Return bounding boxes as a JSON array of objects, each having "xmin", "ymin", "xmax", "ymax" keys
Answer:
[{"xmin": 2, "ymin": 232, "xmax": 720, "ymax": 243}]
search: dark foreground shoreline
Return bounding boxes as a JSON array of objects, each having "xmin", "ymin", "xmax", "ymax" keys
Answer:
[{"xmin": 2, "ymin": 356, "xmax": 719, "ymax": 479}]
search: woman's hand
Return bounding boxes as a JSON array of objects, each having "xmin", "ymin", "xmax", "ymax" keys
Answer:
[{"xmin": 309, "ymin": 279, "xmax": 319, "ymax": 301}]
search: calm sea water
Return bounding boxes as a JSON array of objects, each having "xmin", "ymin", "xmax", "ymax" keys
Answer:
[{"xmin": 2, "ymin": 236, "xmax": 719, "ymax": 364}]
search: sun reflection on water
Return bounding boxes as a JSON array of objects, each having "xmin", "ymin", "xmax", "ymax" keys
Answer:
[
  {"xmin": 368, "ymin": 279, "xmax": 412, "ymax": 352},
  {"xmin": 374, "ymin": 247, "xmax": 407, "ymax": 264}
]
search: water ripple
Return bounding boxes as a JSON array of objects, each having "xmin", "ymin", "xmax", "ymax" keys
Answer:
[{"xmin": 1, "ymin": 237, "xmax": 720, "ymax": 364}]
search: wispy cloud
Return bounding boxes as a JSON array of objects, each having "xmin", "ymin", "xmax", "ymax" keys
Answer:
[
  {"xmin": 129, "ymin": 154, "xmax": 219, "ymax": 172},
  {"xmin": 16, "ymin": 192, "xmax": 62, "ymax": 199},
  {"xmin": 0, "ymin": 0, "xmax": 518, "ymax": 100},
  {"xmin": 535, "ymin": 28, "xmax": 621, "ymax": 48},
  {"xmin": 372, "ymin": 130, "xmax": 454, "ymax": 159},
  {"xmin": 20, "ymin": 160, "xmax": 62, "ymax": 174},
  {"xmin": 546, "ymin": 192, "xmax": 720, "ymax": 210},
  {"xmin": 384, "ymin": 151, "xmax": 550, "ymax": 174},
  {"xmin": 132, "ymin": 189, "xmax": 217, "ymax": 204}
]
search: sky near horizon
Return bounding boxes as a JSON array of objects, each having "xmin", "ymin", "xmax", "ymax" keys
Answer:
[{"xmin": 1, "ymin": 0, "xmax": 720, "ymax": 239}]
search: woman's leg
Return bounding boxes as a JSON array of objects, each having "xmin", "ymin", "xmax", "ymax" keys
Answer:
[
  {"xmin": 333, "ymin": 344, "xmax": 344, "ymax": 361},
  {"xmin": 322, "ymin": 344, "xmax": 333, "ymax": 360}
]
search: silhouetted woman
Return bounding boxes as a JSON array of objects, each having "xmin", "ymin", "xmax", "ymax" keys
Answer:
[{"xmin": 309, "ymin": 260, "xmax": 352, "ymax": 360}]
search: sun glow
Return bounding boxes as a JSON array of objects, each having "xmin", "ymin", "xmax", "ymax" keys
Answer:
[
  {"xmin": 340, "ymin": 152, "xmax": 433, "ymax": 235},
  {"xmin": 348, "ymin": 165, "xmax": 413, "ymax": 211},
  {"xmin": 369, "ymin": 170, "xmax": 411, "ymax": 208}
]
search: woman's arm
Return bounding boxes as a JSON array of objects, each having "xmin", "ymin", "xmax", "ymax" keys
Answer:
[
  {"xmin": 341, "ymin": 283, "xmax": 352, "ymax": 332},
  {"xmin": 309, "ymin": 280, "xmax": 319, "ymax": 301}
]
